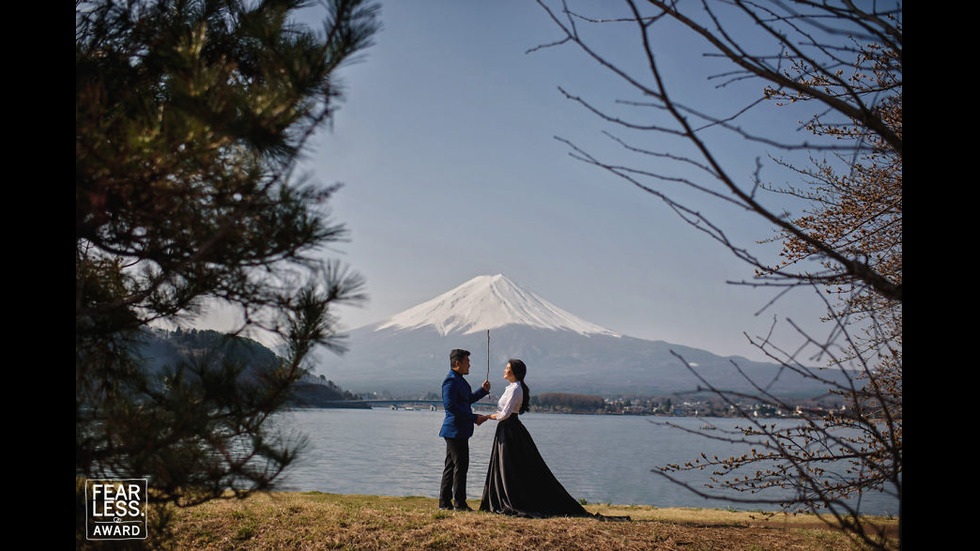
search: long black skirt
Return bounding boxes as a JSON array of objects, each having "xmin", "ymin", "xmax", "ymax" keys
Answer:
[{"xmin": 479, "ymin": 414, "xmax": 591, "ymax": 518}]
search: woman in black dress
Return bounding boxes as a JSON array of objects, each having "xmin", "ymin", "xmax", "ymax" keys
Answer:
[{"xmin": 479, "ymin": 359, "xmax": 591, "ymax": 518}]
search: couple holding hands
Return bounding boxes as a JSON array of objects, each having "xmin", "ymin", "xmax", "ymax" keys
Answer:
[{"xmin": 438, "ymin": 348, "xmax": 590, "ymax": 518}]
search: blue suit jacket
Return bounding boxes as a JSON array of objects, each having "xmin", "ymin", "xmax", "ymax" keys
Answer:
[{"xmin": 439, "ymin": 370, "xmax": 489, "ymax": 439}]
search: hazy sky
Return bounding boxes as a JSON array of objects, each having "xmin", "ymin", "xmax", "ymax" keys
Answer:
[{"xmin": 289, "ymin": 1, "xmax": 835, "ymax": 361}]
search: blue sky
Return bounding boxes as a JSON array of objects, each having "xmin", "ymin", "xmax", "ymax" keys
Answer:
[{"xmin": 290, "ymin": 1, "xmax": 835, "ymax": 361}]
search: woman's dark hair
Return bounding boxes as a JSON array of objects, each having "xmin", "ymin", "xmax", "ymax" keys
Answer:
[{"xmin": 508, "ymin": 359, "xmax": 530, "ymax": 414}]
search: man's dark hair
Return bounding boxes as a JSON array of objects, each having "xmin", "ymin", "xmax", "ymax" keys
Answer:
[{"xmin": 450, "ymin": 349, "xmax": 470, "ymax": 368}]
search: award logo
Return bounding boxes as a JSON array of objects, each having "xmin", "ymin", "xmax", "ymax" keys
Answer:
[{"xmin": 84, "ymin": 478, "xmax": 148, "ymax": 541}]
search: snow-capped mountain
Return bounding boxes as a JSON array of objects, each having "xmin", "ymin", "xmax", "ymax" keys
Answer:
[
  {"xmin": 376, "ymin": 274, "xmax": 619, "ymax": 337},
  {"xmin": 314, "ymin": 274, "xmax": 838, "ymax": 398}
]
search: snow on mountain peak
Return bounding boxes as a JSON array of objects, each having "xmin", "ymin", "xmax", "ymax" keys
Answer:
[{"xmin": 376, "ymin": 274, "xmax": 620, "ymax": 337}]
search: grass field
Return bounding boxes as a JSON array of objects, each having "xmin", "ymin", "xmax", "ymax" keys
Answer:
[{"xmin": 160, "ymin": 491, "xmax": 898, "ymax": 550}]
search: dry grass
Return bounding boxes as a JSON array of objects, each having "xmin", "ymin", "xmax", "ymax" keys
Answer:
[{"xmin": 165, "ymin": 492, "xmax": 897, "ymax": 550}]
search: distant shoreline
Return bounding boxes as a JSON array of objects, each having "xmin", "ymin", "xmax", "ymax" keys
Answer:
[{"xmin": 289, "ymin": 402, "xmax": 831, "ymax": 420}]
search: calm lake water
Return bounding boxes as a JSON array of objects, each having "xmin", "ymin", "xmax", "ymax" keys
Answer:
[{"xmin": 274, "ymin": 408, "xmax": 898, "ymax": 516}]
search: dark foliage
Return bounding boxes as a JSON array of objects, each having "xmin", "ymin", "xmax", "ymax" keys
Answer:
[{"xmin": 76, "ymin": 0, "xmax": 379, "ymax": 545}]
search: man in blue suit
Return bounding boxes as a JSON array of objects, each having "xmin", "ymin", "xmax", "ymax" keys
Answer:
[{"xmin": 439, "ymin": 348, "xmax": 491, "ymax": 511}]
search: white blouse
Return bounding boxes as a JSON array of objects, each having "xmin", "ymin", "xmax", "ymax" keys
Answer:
[{"xmin": 495, "ymin": 382, "xmax": 523, "ymax": 421}]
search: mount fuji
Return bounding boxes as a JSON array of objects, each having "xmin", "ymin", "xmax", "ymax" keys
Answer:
[
  {"xmin": 314, "ymin": 274, "xmax": 833, "ymax": 398},
  {"xmin": 376, "ymin": 274, "xmax": 619, "ymax": 337}
]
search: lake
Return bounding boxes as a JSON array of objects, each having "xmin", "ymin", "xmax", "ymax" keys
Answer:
[{"xmin": 274, "ymin": 407, "xmax": 899, "ymax": 516}]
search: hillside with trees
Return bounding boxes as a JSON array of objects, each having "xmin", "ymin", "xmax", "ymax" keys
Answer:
[
  {"xmin": 532, "ymin": 392, "xmax": 606, "ymax": 414},
  {"xmin": 138, "ymin": 328, "xmax": 367, "ymax": 408}
]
